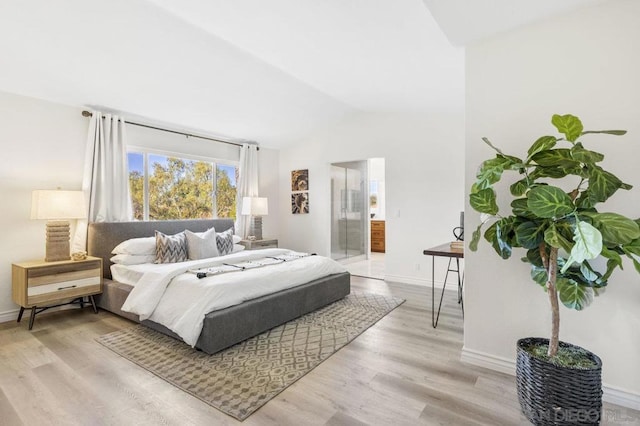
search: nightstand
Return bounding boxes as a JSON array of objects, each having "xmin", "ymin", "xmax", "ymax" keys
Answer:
[
  {"xmin": 12, "ymin": 256, "xmax": 103, "ymax": 329},
  {"xmin": 238, "ymin": 238, "xmax": 278, "ymax": 250}
]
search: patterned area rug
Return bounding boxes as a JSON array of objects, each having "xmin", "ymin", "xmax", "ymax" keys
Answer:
[{"xmin": 96, "ymin": 292, "xmax": 404, "ymax": 421}]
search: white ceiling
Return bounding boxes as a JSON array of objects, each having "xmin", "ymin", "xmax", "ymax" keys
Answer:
[
  {"xmin": 423, "ymin": 0, "xmax": 607, "ymax": 46},
  {"xmin": 0, "ymin": 0, "xmax": 604, "ymax": 148}
]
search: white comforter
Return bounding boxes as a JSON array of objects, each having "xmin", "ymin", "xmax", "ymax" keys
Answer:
[{"xmin": 120, "ymin": 248, "xmax": 347, "ymax": 347}]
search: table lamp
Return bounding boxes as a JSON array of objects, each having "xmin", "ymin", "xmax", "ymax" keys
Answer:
[
  {"xmin": 241, "ymin": 197, "xmax": 268, "ymax": 240},
  {"xmin": 31, "ymin": 190, "xmax": 86, "ymax": 261}
]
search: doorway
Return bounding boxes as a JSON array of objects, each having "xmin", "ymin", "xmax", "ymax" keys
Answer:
[
  {"xmin": 330, "ymin": 160, "xmax": 368, "ymax": 261},
  {"xmin": 331, "ymin": 158, "xmax": 386, "ymax": 280}
]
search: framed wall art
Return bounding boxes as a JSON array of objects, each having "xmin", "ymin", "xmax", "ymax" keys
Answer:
[{"xmin": 291, "ymin": 192, "xmax": 309, "ymax": 214}]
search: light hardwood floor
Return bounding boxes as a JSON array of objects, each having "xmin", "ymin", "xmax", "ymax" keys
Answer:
[{"xmin": 0, "ymin": 277, "xmax": 638, "ymax": 425}]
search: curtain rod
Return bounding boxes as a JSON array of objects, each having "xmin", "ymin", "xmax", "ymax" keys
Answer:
[{"xmin": 81, "ymin": 110, "xmax": 257, "ymax": 150}]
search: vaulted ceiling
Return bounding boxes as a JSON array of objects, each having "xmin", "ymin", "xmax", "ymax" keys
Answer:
[{"xmin": 0, "ymin": 0, "xmax": 604, "ymax": 148}]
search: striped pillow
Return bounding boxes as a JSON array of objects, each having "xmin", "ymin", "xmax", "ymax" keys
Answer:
[
  {"xmin": 154, "ymin": 231, "xmax": 188, "ymax": 263},
  {"xmin": 216, "ymin": 228, "xmax": 235, "ymax": 256}
]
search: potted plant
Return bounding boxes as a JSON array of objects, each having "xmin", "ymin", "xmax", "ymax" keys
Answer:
[{"xmin": 469, "ymin": 114, "xmax": 640, "ymax": 425}]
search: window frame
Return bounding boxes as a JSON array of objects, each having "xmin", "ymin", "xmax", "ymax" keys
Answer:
[{"xmin": 127, "ymin": 145, "xmax": 239, "ymax": 221}]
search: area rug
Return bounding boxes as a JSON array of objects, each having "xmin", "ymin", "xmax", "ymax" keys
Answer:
[{"xmin": 96, "ymin": 292, "xmax": 404, "ymax": 421}]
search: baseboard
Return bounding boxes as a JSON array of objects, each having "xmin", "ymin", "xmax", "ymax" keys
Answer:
[
  {"xmin": 0, "ymin": 308, "xmax": 19, "ymax": 324},
  {"xmin": 461, "ymin": 346, "xmax": 640, "ymax": 410},
  {"xmin": 460, "ymin": 346, "xmax": 515, "ymax": 375}
]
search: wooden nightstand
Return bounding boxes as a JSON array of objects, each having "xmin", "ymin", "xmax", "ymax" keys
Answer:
[
  {"xmin": 238, "ymin": 238, "xmax": 278, "ymax": 250},
  {"xmin": 12, "ymin": 256, "xmax": 103, "ymax": 329}
]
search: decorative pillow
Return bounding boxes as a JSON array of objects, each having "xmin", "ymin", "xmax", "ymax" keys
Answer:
[
  {"xmin": 232, "ymin": 235, "xmax": 242, "ymax": 244},
  {"xmin": 155, "ymin": 231, "xmax": 188, "ymax": 264},
  {"xmin": 185, "ymin": 228, "xmax": 219, "ymax": 260},
  {"xmin": 110, "ymin": 254, "xmax": 156, "ymax": 265},
  {"xmin": 216, "ymin": 228, "xmax": 235, "ymax": 256},
  {"xmin": 111, "ymin": 237, "xmax": 156, "ymax": 255},
  {"xmin": 232, "ymin": 244, "xmax": 245, "ymax": 253}
]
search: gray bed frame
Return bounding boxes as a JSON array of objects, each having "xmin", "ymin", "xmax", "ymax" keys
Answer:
[{"xmin": 87, "ymin": 219, "xmax": 350, "ymax": 354}]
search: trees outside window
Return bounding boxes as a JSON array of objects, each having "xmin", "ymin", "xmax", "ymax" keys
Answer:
[{"xmin": 128, "ymin": 152, "xmax": 237, "ymax": 221}]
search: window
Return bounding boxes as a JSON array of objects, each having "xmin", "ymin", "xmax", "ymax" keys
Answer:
[{"xmin": 128, "ymin": 151, "xmax": 237, "ymax": 221}]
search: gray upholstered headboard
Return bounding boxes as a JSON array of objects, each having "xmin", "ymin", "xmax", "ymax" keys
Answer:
[{"xmin": 87, "ymin": 219, "xmax": 234, "ymax": 279}]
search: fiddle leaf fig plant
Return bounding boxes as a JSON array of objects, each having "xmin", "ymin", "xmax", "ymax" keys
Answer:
[{"xmin": 469, "ymin": 114, "xmax": 640, "ymax": 357}]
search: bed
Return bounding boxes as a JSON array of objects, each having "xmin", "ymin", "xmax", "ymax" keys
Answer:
[{"xmin": 87, "ymin": 219, "xmax": 351, "ymax": 354}]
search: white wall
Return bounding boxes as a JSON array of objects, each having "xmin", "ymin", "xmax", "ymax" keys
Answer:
[
  {"xmin": 464, "ymin": 0, "xmax": 640, "ymax": 404},
  {"xmin": 0, "ymin": 91, "xmax": 88, "ymax": 320},
  {"xmin": 278, "ymin": 111, "xmax": 465, "ymax": 285},
  {"xmin": 0, "ymin": 90, "xmax": 280, "ymax": 321}
]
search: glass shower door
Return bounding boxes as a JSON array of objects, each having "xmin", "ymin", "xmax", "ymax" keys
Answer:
[{"xmin": 330, "ymin": 161, "xmax": 368, "ymax": 261}]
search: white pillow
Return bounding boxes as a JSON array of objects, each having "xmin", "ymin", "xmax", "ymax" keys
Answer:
[
  {"xmin": 110, "ymin": 254, "xmax": 156, "ymax": 265},
  {"xmin": 233, "ymin": 235, "xmax": 242, "ymax": 244},
  {"xmin": 185, "ymin": 228, "xmax": 219, "ymax": 260},
  {"xmin": 111, "ymin": 237, "xmax": 156, "ymax": 255},
  {"xmin": 232, "ymin": 244, "xmax": 245, "ymax": 253}
]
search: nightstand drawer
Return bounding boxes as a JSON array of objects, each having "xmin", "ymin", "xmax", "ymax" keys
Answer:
[
  {"xmin": 28, "ymin": 264, "xmax": 101, "ymax": 286},
  {"xmin": 252, "ymin": 241, "xmax": 277, "ymax": 249},
  {"xmin": 28, "ymin": 276, "xmax": 101, "ymax": 297}
]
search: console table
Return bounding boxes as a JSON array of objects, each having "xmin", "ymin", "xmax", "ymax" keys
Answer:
[{"xmin": 423, "ymin": 243, "xmax": 464, "ymax": 328}]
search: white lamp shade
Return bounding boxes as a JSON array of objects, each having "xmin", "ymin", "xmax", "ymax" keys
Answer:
[
  {"xmin": 31, "ymin": 190, "xmax": 86, "ymax": 220},
  {"xmin": 241, "ymin": 197, "xmax": 268, "ymax": 216}
]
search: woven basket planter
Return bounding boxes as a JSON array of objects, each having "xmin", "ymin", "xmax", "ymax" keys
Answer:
[{"xmin": 516, "ymin": 338, "xmax": 602, "ymax": 425}]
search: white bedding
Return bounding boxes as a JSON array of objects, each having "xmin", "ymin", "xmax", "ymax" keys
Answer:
[{"xmin": 119, "ymin": 248, "xmax": 347, "ymax": 347}]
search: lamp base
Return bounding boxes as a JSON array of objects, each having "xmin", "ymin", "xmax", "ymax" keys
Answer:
[
  {"xmin": 249, "ymin": 216, "xmax": 263, "ymax": 241},
  {"xmin": 45, "ymin": 220, "xmax": 71, "ymax": 262}
]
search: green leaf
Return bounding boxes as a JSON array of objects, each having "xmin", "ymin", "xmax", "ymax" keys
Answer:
[
  {"xmin": 510, "ymin": 179, "xmax": 528, "ymax": 197},
  {"xmin": 556, "ymin": 277, "xmax": 594, "ymax": 310},
  {"xmin": 484, "ymin": 219, "xmax": 513, "ymax": 259},
  {"xmin": 482, "ymin": 137, "xmax": 504, "ymax": 155},
  {"xmin": 531, "ymin": 149, "xmax": 580, "ymax": 168},
  {"xmin": 531, "ymin": 265, "xmax": 548, "ymax": 286},
  {"xmin": 525, "ymin": 248, "xmax": 545, "ymax": 267},
  {"xmin": 544, "ymin": 223, "xmax": 573, "ymax": 253},
  {"xmin": 474, "ymin": 156, "xmax": 511, "ymax": 190},
  {"xmin": 552, "ymin": 114, "xmax": 584, "ymax": 142},
  {"xmin": 469, "ymin": 223, "xmax": 482, "ymax": 252},
  {"xmin": 581, "ymin": 130, "xmax": 627, "ymax": 136},
  {"xmin": 527, "ymin": 136, "xmax": 557, "ymax": 158},
  {"xmin": 601, "ymin": 246, "xmax": 623, "ymax": 269},
  {"xmin": 516, "ymin": 221, "xmax": 546, "ymax": 249},
  {"xmin": 579, "ymin": 262, "xmax": 599, "ymax": 283},
  {"xmin": 561, "ymin": 221, "xmax": 603, "ymax": 273},
  {"xmin": 621, "ymin": 238, "xmax": 640, "ymax": 257},
  {"xmin": 575, "ymin": 190, "xmax": 596, "ymax": 209},
  {"xmin": 511, "ymin": 198, "xmax": 536, "ymax": 219},
  {"xmin": 527, "ymin": 186, "xmax": 575, "ymax": 218},
  {"xmin": 587, "ymin": 212, "xmax": 640, "ymax": 245},
  {"xmin": 588, "ymin": 166, "xmax": 632, "ymax": 203},
  {"xmin": 570, "ymin": 142, "xmax": 604, "ymax": 164},
  {"xmin": 470, "ymin": 188, "xmax": 499, "ymax": 215},
  {"xmin": 530, "ymin": 167, "xmax": 570, "ymax": 179}
]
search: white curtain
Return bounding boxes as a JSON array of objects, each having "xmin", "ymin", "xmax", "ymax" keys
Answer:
[
  {"xmin": 73, "ymin": 111, "xmax": 132, "ymax": 251},
  {"xmin": 235, "ymin": 144, "xmax": 259, "ymax": 238}
]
